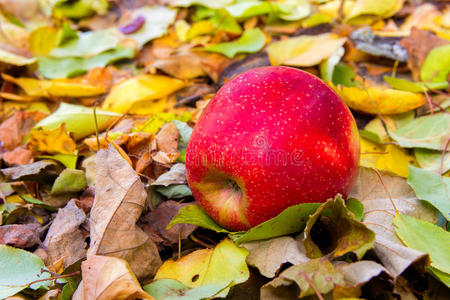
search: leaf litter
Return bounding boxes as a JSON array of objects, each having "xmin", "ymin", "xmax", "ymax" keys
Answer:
[{"xmin": 0, "ymin": 0, "xmax": 448, "ymax": 299}]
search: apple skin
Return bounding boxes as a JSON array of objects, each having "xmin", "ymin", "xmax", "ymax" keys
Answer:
[{"xmin": 185, "ymin": 66, "xmax": 360, "ymax": 231}]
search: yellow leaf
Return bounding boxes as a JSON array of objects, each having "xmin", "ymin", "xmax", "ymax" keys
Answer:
[
  {"xmin": 29, "ymin": 26, "xmax": 59, "ymax": 56},
  {"xmin": 359, "ymin": 137, "xmax": 417, "ymax": 178},
  {"xmin": 102, "ymin": 75, "xmax": 185, "ymax": 114},
  {"xmin": 155, "ymin": 239, "xmax": 249, "ymax": 296},
  {"xmin": 2, "ymin": 74, "xmax": 105, "ymax": 98},
  {"xmin": 318, "ymin": 0, "xmax": 355, "ymax": 19},
  {"xmin": 334, "ymin": 85, "xmax": 426, "ymax": 115},
  {"xmin": 345, "ymin": 0, "xmax": 404, "ymax": 24},
  {"xmin": 29, "ymin": 124, "xmax": 77, "ymax": 155},
  {"xmin": 267, "ymin": 33, "xmax": 346, "ymax": 67}
]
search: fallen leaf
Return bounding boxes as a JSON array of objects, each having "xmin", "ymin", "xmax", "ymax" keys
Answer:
[
  {"xmin": 43, "ymin": 200, "xmax": 86, "ymax": 268},
  {"xmin": 50, "ymin": 168, "xmax": 87, "ymax": 195},
  {"xmin": 349, "ymin": 167, "xmax": 436, "ymax": 278},
  {"xmin": 0, "ymin": 223, "xmax": 41, "ymax": 248},
  {"xmin": 384, "ymin": 76, "xmax": 448, "ymax": 92},
  {"xmin": 80, "ymin": 255, "xmax": 154, "ymax": 300},
  {"xmin": 345, "ymin": 0, "xmax": 403, "ymax": 24},
  {"xmin": 141, "ymin": 200, "xmax": 197, "ymax": 249},
  {"xmin": 389, "ymin": 113, "xmax": 450, "ymax": 150},
  {"xmin": 393, "ymin": 214, "xmax": 450, "ymax": 278},
  {"xmin": 155, "ymin": 238, "xmax": 249, "ymax": 297},
  {"xmin": 261, "ymin": 258, "xmax": 344, "ymax": 299},
  {"xmin": 152, "ymin": 163, "xmax": 187, "ymax": 186},
  {"xmin": 0, "ymin": 110, "xmax": 46, "ymax": 150},
  {"xmin": 38, "ymin": 46, "xmax": 135, "ymax": 79},
  {"xmin": 1, "ymin": 160, "xmax": 61, "ymax": 182},
  {"xmin": 334, "ymin": 84, "xmax": 426, "ymax": 115},
  {"xmin": 144, "ymin": 278, "xmax": 226, "ymax": 300},
  {"xmin": 0, "ymin": 245, "xmax": 51, "ymax": 299},
  {"xmin": 303, "ymin": 195, "xmax": 375, "ymax": 260},
  {"xmin": 171, "ymin": 0, "xmax": 232, "ymax": 9},
  {"xmin": 267, "ymin": 33, "xmax": 346, "ymax": 67},
  {"xmin": 28, "ymin": 124, "xmax": 77, "ymax": 155},
  {"xmin": 0, "ymin": 49, "xmax": 36, "ymax": 66},
  {"xmin": 205, "ymin": 28, "xmax": 266, "ymax": 58},
  {"xmin": 150, "ymin": 51, "xmax": 207, "ymax": 80},
  {"xmin": 407, "ymin": 166, "xmax": 450, "ymax": 221},
  {"xmin": 2, "ymin": 74, "xmax": 105, "ymax": 97},
  {"xmin": 359, "ymin": 137, "xmax": 417, "ymax": 178},
  {"xmin": 2, "ymin": 147, "xmax": 33, "ymax": 165},
  {"xmin": 102, "ymin": 74, "xmax": 185, "ymax": 114},
  {"xmin": 155, "ymin": 184, "xmax": 192, "ymax": 199},
  {"xmin": 242, "ymin": 235, "xmax": 310, "ymax": 278},
  {"xmin": 420, "ymin": 44, "xmax": 450, "ymax": 83},
  {"xmin": 33, "ymin": 103, "xmax": 120, "ymax": 140},
  {"xmin": 155, "ymin": 122, "xmax": 179, "ymax": 154},
  {"xmin": 415, "ymin": 149, "xmax": 450, "ymax": 174},
  {"xmin": 87, "ymin": 145, "xmax": 162, "ymax": 281}
]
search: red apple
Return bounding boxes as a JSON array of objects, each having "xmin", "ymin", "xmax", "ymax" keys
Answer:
[{"xmin": 185, "ymin": 66, "xmax": 360, "ymax": 231}]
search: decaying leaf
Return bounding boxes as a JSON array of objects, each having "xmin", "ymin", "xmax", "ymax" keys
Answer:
[
  {"xmin": 144, "ymin": 278, "xmax": 226, "ymax": 300},
  {"xmin": 1, "ymin": 160, "xmax": 62, "ymax": 182},
  {"xmin": 87, "ymin": 145, "xmax": 162, "ymax": 281},
  {"xmin": 303, "ymin": 195, "xmax": 375, "ymax": 260},
  {"xmin": 42, "ymin": 200, "xmax": 86, "ymax": 268},
  {"xmin": 242, "ymin": 235, "xmax": 310, "ymax": 278},
  {"xmin": 155, "ymin": 238, "xmax": 249, "ymax": 297},
  {"xmin": 152, "ymin": 163, "xmax": 187, "ymax": 187},
  {"xmin": 155, "ymin": 122, "xmax": 179, "ymax": 154},
  {"xmin": 79, "ymin": 255, "xmax": 154, "ymax": 300},
  {"xmin": 349, "ymin": 167, "xmax": 436, "ymax": 278},
  {"xmin": 0, "ymin": 223, "xmax": 41, "ymax": 249},
  {"xmin": 28, "ymin": 124, "xmax": 77, "ymax": 155}
]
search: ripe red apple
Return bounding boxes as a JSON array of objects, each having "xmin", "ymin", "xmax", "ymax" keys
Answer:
[{"xmin": 185, "ymin": 66, "xmax": 360, "ymax": 231}]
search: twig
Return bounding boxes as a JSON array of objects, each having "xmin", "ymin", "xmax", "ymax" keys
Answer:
[
  {"xmin": 373, "ymin": 168, "xmax": 398, "ymax": 213},
  {"xmin": 300, "ymin": 270, "xmax": 324, "ymax": 300},
  {"xmin": 25, "ymin": 271, "xmax": 80, "ymax": 288}
]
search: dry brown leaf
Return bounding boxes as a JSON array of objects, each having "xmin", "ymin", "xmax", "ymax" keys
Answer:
[
  {"xmin": 74, "ymin": 187, "xmax": 95, "ymax": 215},
  {"xmin": 79, "ymin": 255, "xmax": 154, "ymax": 300},
  {"xmin": 0, "ymin": 223, "xmax": 41, "ymax": 248},
  {"xmin": 400, "ymin": 28, "xmax": 449, "ymax": 80},
  {"xmin": 43, "ymin": 200, "xmax": 87, "ymax": 269},
  {"xmin": 155, "ymin": 122, "xmax": 179, "ymax": 154},
  {"xmin": 151, "ymin": 51, "xmax": 207, "ymax": 79},
  {"xmin": 87, "ymin": 145, "xmax": 162, "ymax": 281},
  {"xmin": 140, "ymin": 200, "xmax": 197, "ymax": 250},
  {"xmin": 0, "ymin": 110, "xmax": 45, "ymax": 150},
  {"xmin": 1, "ymin": 146, "xmax": 33, "ymax": 165},
  {"xmin": 349, "ymin": 167, "xmax": 436, "ymax": 278},
  {"xmin": 242, "ymin": 235, "xmax": 310, "ymax": 278}
]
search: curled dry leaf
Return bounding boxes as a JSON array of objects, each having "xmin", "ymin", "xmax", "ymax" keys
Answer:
[
  {"xmin": 349, "ymin": 167, "xmax": 437, "ymax": 278},
  {"xmin": 43, "ymin": 200, "xmax": 87, "ymax": 269},
  {"xmin": 1, "ymin": 160, "xmax": 62, "ymax": 182},
  {"xmin": 78, "ymin": 255, "xmax": 154, "ymax": 300},
  {"xmin": 87, "ymin": 145, "xmax": 162, "ymax": 281},
  {"xmin": 0, "ymin": 223, "xmax": 41, "ymax": 249},
  {"xmin": 140, "ymin": 200, "xmax": 197, "ymax": 250},
  {"xmin": 242, "ymin": 235, "xmax": 310, "ymax": 278}
]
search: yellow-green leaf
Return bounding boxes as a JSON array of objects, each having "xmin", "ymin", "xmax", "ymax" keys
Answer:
[
  {"xmin": 205, "ymin": 28, "xmax": 266, "ymax": 58},
  {"xmin": 345, "ymin": 0, "xmax": 403, "ymax": 24},
  {"xmin": 267, "ymin": 33, "xmax": 346, "ymax": 67},
  {"xmin": 102, "ymin": 75, "xmax": 185, "ymax": 114}
]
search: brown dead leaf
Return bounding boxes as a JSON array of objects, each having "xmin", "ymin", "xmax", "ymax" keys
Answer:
[
  {"xmin": 1, "ymin": 160, "xmax": 62, "ymax": 182},
  {"xmin": 74, "ymin": 187, "xmax": 95, "ymax": 214},
  {"xmin": 400, "ymin": 28, "xmax": 449, "ymax": 80},
  {"xmin": 349, "ymin": 167, "xmax": 436, "ymax": 278},
  {"xmin": 0, "ymin": 223, "xmax": 41, "ymax": 248},
  {"xmin": 141, "ymin": 200, "xmax": 197, "ymax": 250},
  {"xmin": 1, "ymin": 146, "xmax": 33, "ymax": 165},
  {"xmin": 135, "ymin": 152, "xmax": 153, "ymax": 174},
  {"xmin": 0, "ymin": 110, "xmax": 46, "ymax": 150},
  {"xmin": 79, "ymin": 255, "xmax": 154, "ymax": 300},
  {"xmin": 87, "ymin": 145, "xmax": 162, "ymax": 281},
  {"xmin": 43, "ymin": 200, "xmax": 87, "ymax": 269},
  {"xmin": 151, "ymin": 51, "xmax": 208, "ymax": 79},
  {"xmin": 155, "ymin": 122, "xmax": 179, "ymax": 154}
]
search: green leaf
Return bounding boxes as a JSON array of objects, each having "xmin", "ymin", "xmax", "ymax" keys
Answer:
[
  {"xmin": 393, "ymin": 214, "xmax": 450, "ymax": 274},
  {"xmin": 0, "ymin": 49, "xmax": 36, "ymax": 66},
  {"xmin": 0, "ymin": 245, "xmax": 51, "ymax": 298},
  {"xmin": 156, "ymin": 184, "xmax": 192, "ymax": 199},
  {"xmin": 389, "ymin": 113, "xmax": 450, "ymax": 150},
  {"xmin": 172, "ymin": 120, "xmax": 193, "ymax": 148},
  {"xmin": 51, "ymin": 168, "xmax": 87, "ymax": 195},
  {"xmin": 320, "ymin": 47, "xmax": 344, "ymax": 82},
  {"xmin": 407, "ymin": 166, "xmax": 450, "ymax": 221},
  {"xmin": 276, "ymin": 0, "xmax": 311, "ymax": 21},
  {"xmin": 51, "ymin": 0, "xmax": 108, "ymax": 19},
  {"xmin": 125, "ymin": 6, "xmax": 177, "ymax": 48},
  {"xmin": 420, "ymin": 44, "xmax": 450, "ymax": 83},
  {"xmin": 171, "ymin": 0, "xmax": 233, "ymax": 9},
  {"xmin": 50, "ymin": 28, "xmax": 120, "ymax": 58},
  {"xmin": 38, "ymin": 46, "xmax": 135, "ymax": 79},
  {"xmin": 345, "ymin": 197, "xmax": 364, "ymax": 221},
  {"xmin": 428, "ymin": 266, "xmax": 450, "ymax": 287},
  {"xmin": 415, "ymin": 148, "xmax": 450, "ymax": 174},
  {"xmin": 37, "ymin": 154, "xmax": 78, "ymax": 169},
  {"xmin": 225, "ymin": 1, "xmax": 272, "ymax": 18},
  {"xmin": 303, "ymin": 195, "xmax": 375, "ymax": 259},
  {"xmin": 168, "ymin": 204, "xmax": 231, "ymax": 234},
  {"xmin": 209, "ymin": 10, "xmax": 242, "ymax": 35},
  {"xmin": 231, "ymin": 203, "xmax": 320, "ymax": 244},
  {"xmin": 144, "ymin": 279, "xmax": 228, "ymax": 300},
  {"xmin": 33, "ymin": 103, "xmax": 120, "ymax": 140},
  {"xmin": 384, "ymin": 76, "xmax": 448, "ymax": 92},
  {"xmin": 61, "ymin": 277, "xmax": 79, "ymax": 300},
  {"xmin": 205, "ymin": 28, "xmax": 265, "ymax": 58},
  {"xmin": 261, "ymin": 258, "xmax": 344, "ymax": 298},
  {"xmin": 19, "ymin": 195, "xmax": 57, "ymax": 212},
  {"xmin": 332, "ymin": 62, "xmax": 359, "ymax": 87}
]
